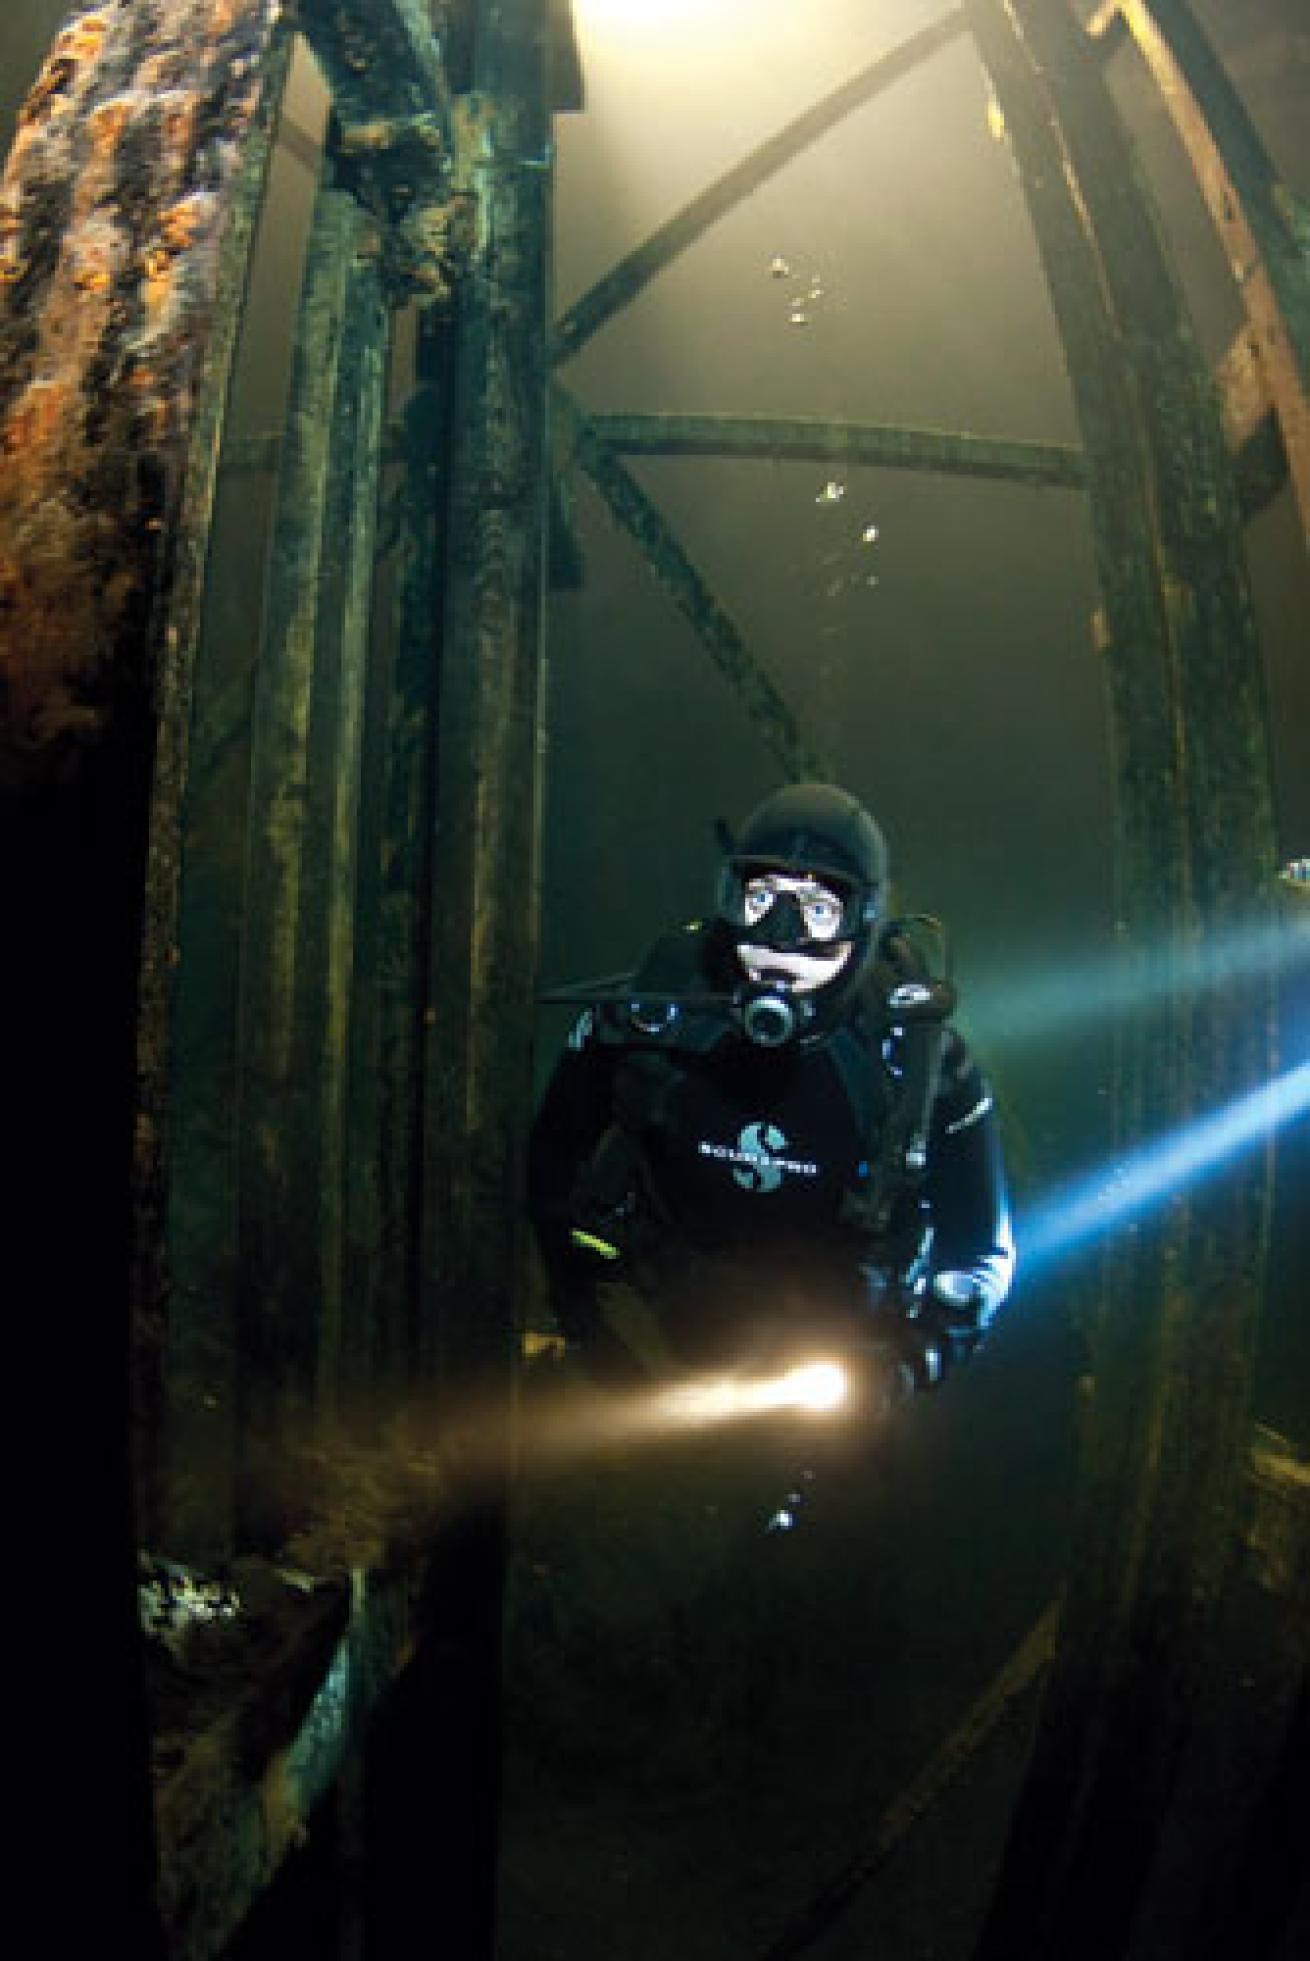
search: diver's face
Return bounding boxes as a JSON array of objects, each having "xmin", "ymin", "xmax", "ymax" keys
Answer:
[{"xmin": 736, "ymin": 873, "xmax": 853, "ymax": 994}]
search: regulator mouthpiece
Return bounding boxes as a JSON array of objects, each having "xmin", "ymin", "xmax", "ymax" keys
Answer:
[{"xmin": 738, "ymin": 986, "xmax": 806, "ymax": 1047}]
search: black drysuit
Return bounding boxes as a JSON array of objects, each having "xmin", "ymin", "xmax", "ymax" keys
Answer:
[{"xmin": 528, "ymin": 922, "xmax": 1015, "ymax": 1383}]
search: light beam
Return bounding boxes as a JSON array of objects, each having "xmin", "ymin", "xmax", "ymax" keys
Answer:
[
  {"xmin": 967, "ymin": 909, "xmax": 1310, "ymax": 1057},
  {"xmin": 1018, "ymin": 1057, "xmax": 1310, "ymax": 1272},
  {"xmin": 657, "ymin": 1356, "xmax": 850, "ymax": 1427}
]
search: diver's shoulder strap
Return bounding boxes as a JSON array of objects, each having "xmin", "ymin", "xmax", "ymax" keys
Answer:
[{"xmin": 844, "ymin": 929, "xmax": 952, "ymax": 1236}]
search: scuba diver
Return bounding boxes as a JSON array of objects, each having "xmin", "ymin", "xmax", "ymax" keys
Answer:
[{"xmin": 528, "ymin": 782, "xmax": 1015, "ymax": 1412}]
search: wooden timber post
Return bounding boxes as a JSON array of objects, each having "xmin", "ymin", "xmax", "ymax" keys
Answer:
[{"xmin": 965, "ymin": 4, "xmax": 1280, "ymax": 1957}]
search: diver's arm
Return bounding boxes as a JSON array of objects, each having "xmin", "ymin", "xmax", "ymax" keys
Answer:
[
  {"xmin": 924, "ymin": 1033, "xmax": 1016, "ymax": 1326},
  {"xmin": 527, "ymin": 1020, "xmax": 617, "ymax": 1338},
  {"xmin": 528, "ymin": 1023, "xmax": 655, "ymax": 1384}
]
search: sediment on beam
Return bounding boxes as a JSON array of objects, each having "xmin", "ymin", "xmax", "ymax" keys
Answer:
[
  {"xmin": 967, "ymin": 1, "xmax": 1278, "ymax": 1954},
  {"xmin": 297, "ymin": 0, "xmax": 453, "ymax": 141},
  {"xmin": 1098, "ymin": 0, "xmax": 1310, "ymax": 543},
  {"xmin": 145, "ymin": 21, "xmax": 295, "ymax": 1560},
  {"xmin": 419, "ymin": 0, "xmax": 553, "ymax": 1390},
  {"xmin": 1207, "ymin": 326, "xmax": 1290, "ymax": 524},
  {"xmin": 366, "ymin": 309, "xmax": 453, "ymax": 1393},
  {"xmin": 0, "ymin": 0, "xmax": 287, "ymax": 782},
  {"xmin": 233, "ymin": 182, "xmax": 378, "ymax": 1549},
  {"xmin": 589, "ymin": 411, "xmax": 1088, "ymax": 490},
  {"xmin": 150, "ymin": 1557, "xmax": 414, "ymax": 1961},
  {"xmin": 294, "ymin": 245, "xmax": 389, "ymax": 1421},
  {"xmin": 296, "ymin": 0, "xmax": 467, "ymax": 306},
  {"xmin": 1244, "ymin": 1433, "xmax": 1310, "ymax": 1620},
  {"xmin": 1105, "ymin": 0, "xmax": 1310, "ymax": 383},
  {"xmin": 555, "ymin": 387, "xmax": 829, "ymax": 783},
  {"xmin": 551, "ymin": 8, "xmax": 969, "ymax": 366}
]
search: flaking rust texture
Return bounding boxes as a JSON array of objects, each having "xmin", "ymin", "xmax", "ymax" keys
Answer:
[{"xmin": 0, "ymin": 0, "xmax": 282, "ymax": 788}]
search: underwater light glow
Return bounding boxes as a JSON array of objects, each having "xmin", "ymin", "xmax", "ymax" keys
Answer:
[
  {"xmin": 1018, "ymin": 1057, "xmax": 1310, "ymax": 1272},
  {"xmin": 657, "ymin": 1356, "xmax": 850, "ymax": 1427},
  {"xmin": 770, "ymin": 1359, "xmax": 849, "ymax": 1412},
  {"xmin": 968, "ymin": 909, "xmax": 1310, "ymax": 1057}
]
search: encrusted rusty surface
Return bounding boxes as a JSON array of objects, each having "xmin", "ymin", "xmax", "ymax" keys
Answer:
[
  {"xmin": 1111, "ymin": 0, "xmax": 1310, "ymax": 543},
  {"xmin": 966, "ymin": 2, "xmax": 1280, "ymax": 1955},
  {"xmin": 0, "ymin": 0, "xmax": 285, "ymax": 786}
]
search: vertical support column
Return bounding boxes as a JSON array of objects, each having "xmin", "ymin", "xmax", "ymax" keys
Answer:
[
  {"xmin": 366, "ymin": 305, "xmax": 457, "ymax": 1399},
  {"xmin": 153, "ymin": 35, "xmax": 298, "ymax": 1563},
  {"xmin": 966, "ymin": 4, "xmax": 1279, "ymax": 1957},
  {"xmin": 422, "ymin": 5, "xmax": 551, "ymax": 1391},
  {"xmin": 367, "ymin": 5, "xmax": 552, "ymax": 1955},
  {"xmin": 296, "ymin": 243, "xmax": 389, "ymax": 1426},
  {"xmin": 1112, "ymin": 0, "xmax": 1310, "ymax": 541},
  {"xmin": 234, "ymin": 179, "xmax": 387, "ymax": 1548}
]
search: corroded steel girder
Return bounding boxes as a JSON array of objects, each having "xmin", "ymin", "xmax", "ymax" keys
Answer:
[
  {"xmin": 589, "ymin": 410, "xmax": 1088, "ymax": 491},
  {"xmin": 551, "ymin": 8, "xmax": 969, "ymax": 368},
  {"xmin": 0, "ymin": 4, "xmax": 290, "ymax": 1951},
  {"xmin": 1093, "ymin": 0, "xmax": 1310, "ymax": 545},
  {"xmin": 0, "ymin": 0, "xmax": 287, "ymax": 783},
  {"xmin": 297, "ymin": 0, "xmax": 475, "ymax": 305},
  {"xmin": 298, "ymin": 0, "xmax": 454, "ymax": 133},
  {"xmin": 966, "ymin": 3, "xmax": 1280, "ymax": 1957},
  {"xmin": 555, "ymin": 386, "xmax": 830, "ymax": 783},
  {"xmin": 420, "ymin": 0, "xmax": 553, "ymax": 1384}
]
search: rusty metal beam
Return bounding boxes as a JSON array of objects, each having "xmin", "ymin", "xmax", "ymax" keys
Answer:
[
  {"xmin": 291, "ymin": 244, "xmax": 389, "ymax": 1423},
  {"xmin": 1213, "ymin": 323, "xmax": 1290, "ymax": 520},
  {"xmin": 298, "ymin": 0, "xmax": 452, "ymax": 150},
  {"xmin": 297, "ymin": 0, "xmax": 476, "ymax": 307},
  {"xmin": 419, "ymin": 7, "xmax": 551, "ymax": 1387},
  {"xmin": 1216, "ymin": 319, "xmax": 1277, "ymax": 453},
  {"xmin": 1090, "ymin": 0, "xmax": 1310, "ymax": 544},
  {"xmin": 965, "ymin": 2, "xmax": 1279, "ymax": 1954},
  {"xmin": 231, "ymin": 181, "xmax": 386, "ymax": 1548},
  {"xmin": 588, "ymin": 409, "xmax": 1088, "ymax": 490},
  {"xmin": 0, "ymin": 4, "xmax": 290, "ymax": 1950},
  {"xmin": 152, "ymin": 1561, "xmax": 414, "ymax": 1961},
  {"xmin": 0, "ymin": 0, "xmax": 287, "ymax": 782},
  {"xmin": 555, "ymin": 386, "xmax": 829, "ymax": 782},
  {"xmin": 551, "ymin": 8, "xmax": 969, "ymax": 367},
  {"xmin": 363, "ymin": 322, "xmax": 453, "ymax": 1399},
  {"xmin": 372, "ymin": 8, "xmax": 554, "ymax": 1946}
]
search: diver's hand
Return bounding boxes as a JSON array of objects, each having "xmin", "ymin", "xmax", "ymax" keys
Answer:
[
  {"xmin": 917, "ymin": 1270, "xmax": 992, "ymax": 1377},
  {"xmin": 864, "ymin": 1273, "xmax": 990, "ymax": 1395}
]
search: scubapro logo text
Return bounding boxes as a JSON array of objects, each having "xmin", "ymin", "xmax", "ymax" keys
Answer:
[{"xmin": 697, "ymin": 1122, "xmax": 818, "ymax": 1194}]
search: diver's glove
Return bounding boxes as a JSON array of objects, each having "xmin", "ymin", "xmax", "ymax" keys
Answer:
[
  {"xmin": 867, "ymin": 1271, "xmax": 993, "ymax": 1394},
  {"xmin": 917, "ymin": 1269, "xmax": 993, "ymax": 1376}
]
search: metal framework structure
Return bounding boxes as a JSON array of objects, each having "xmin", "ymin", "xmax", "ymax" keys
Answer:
[{"xmin": 0, "ymin": 0, "xmax": 1305, "ymax": 1955}]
